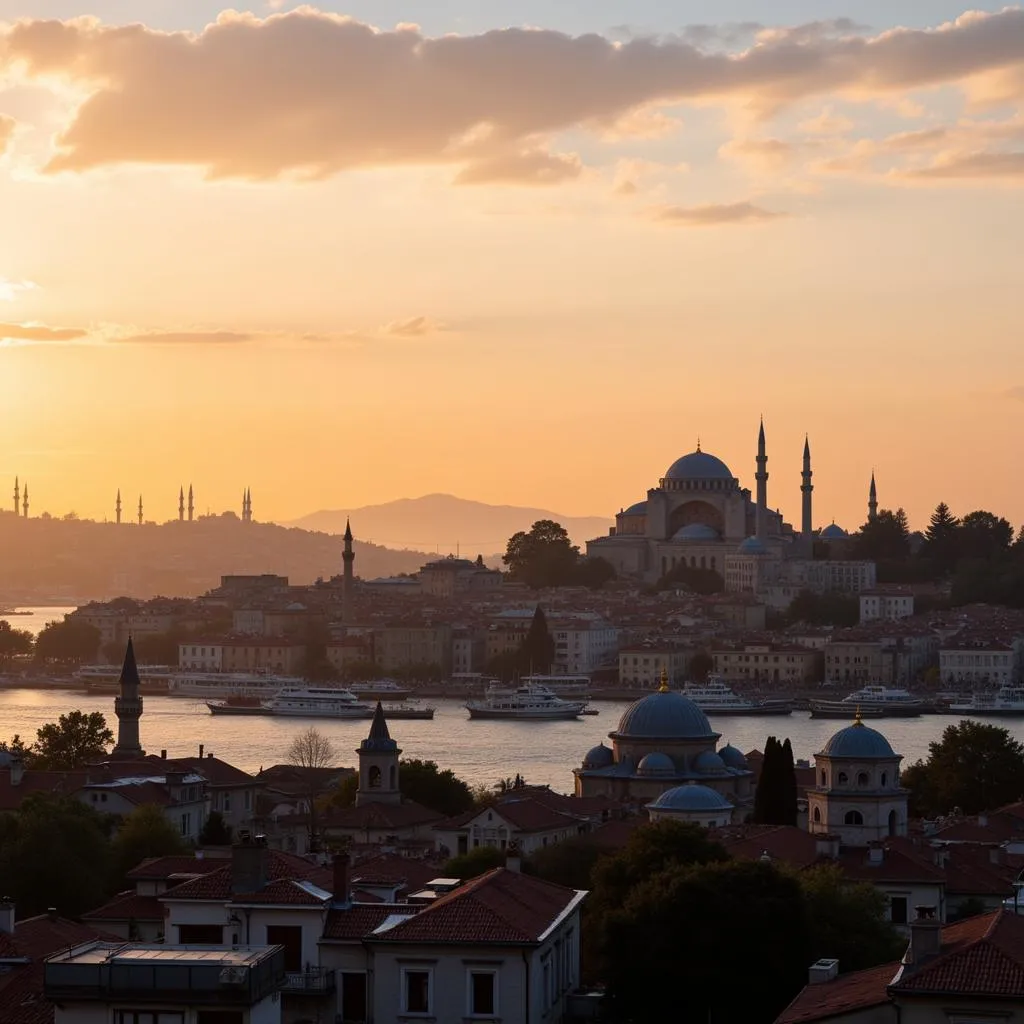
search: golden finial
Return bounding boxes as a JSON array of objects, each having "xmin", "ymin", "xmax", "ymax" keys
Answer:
[
  {"xmin": 659, "ymin": 666, "xmax": 670, "ymax": 693},
  {"xmin": 854, "ymin": 705, "xmax": 863, "ymax": 725},
  {"xmin": 696, "ymin": 436, "xmax": 702, "ymax": 453}
]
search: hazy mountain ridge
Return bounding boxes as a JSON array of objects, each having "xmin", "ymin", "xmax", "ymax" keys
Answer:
[{"xmin": 285, "ymin": 493, "xmax": 613, "ymax": 552}]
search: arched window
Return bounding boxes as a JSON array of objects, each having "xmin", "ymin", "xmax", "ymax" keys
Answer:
[
  {"xmin": 389, "ymin": 765, "xmax": 396, "ymax": 789},
  {"xmin": 820, "ymin": 770, "xmax": 827, "ymax": 786},
  {"xmin": 844, "ymin": 810, "xmax": 864, "ymax": 825},
  {"xmin": 881, "ymin": 772, "xmax": 888, "ymax": 787},
  {"xmin": 813, "ymin": 807, "xmax": 821, "ymax": 823},
  {"xmin": 711, "ymin": 557, "xmax": 717, "ymax": 571},
  {"xmin": 700, "ymin": 556, "xmax": 706, "ymax": 569},
  {"xmin": 368, "ymin": 765, "xmax": 382, "ymax": 788},
  {"xmin": 888, "ymin": 809, "xmax": 898, "ymax": 837},
  {"xmin": 857, "ymin": 772, "xmax": 869, "ymax": 787},
  {"xmin": 838, "ymin": 772, "xmax": 849, "ymax": 785}
]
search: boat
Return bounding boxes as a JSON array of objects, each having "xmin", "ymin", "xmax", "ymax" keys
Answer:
[
  {"xmin": 948, "ymin": 686, "xmax": 1024, "ymax": 716},
  {"xmin": 349, "ymin": 679, "xmax": 412, "ymax": 701},
  {"xmin": 166, "ymin": 671, "xmax": 307, "ymax": 699},
  {"xmin": 465, "ymin": 683, "xmax": 590, "ymax": 720},
  {"xmin": 76, "ymin": 664, "xmax": 175, "ymax": 691},
  {"xmin": 519, "ymin": 674, "xmax": 592, "ymax": 697},
  {"xmin": 207, "ymin": 694, "xmax": 436, "ymax": 719},
  {"xmin": 206, "ymin": 700, "xmax": 271, "ymax": 716},
  {"xmin": 261, "ymin": 687, "xmax": 374, "ymax": 718},
  {"xmin": 378, "ymin": 703, "xmax": 435, "ymax": 720},
  {"xmin": 682, "ymin": 678, "xmax": 793, "ymax": 716},
  {"xmin": 810, "ymin": 685, "xmax": 931, "ymax": 718}
]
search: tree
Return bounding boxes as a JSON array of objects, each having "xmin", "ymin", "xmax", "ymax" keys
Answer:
[
  {"xmin": 0, "ymin": 793, "xmax": 114, "ymax": 918},
  {"xmin": 31, "ymin": 710, "xmax": 113, "ymax": 769},
  {"xmin": 285, "ymin": 727, "xmax": 337, "ymax": 769},
  {"xmin": 786, "ymin": 590, "xmax": 859, "ymax": 627},
  {"xmin": 854, "ymin": 508, "xmax": 911, "ymax": 560},
  {"xmin": 198, "ymin": 810, "xmax": 233, "ymax": 845},
  {"xmin": 958, "ymin": 510, "xmax": 1014, "ymax": 561},
  {"xmin": 655, "ymin": 563, "xmax": 724, "ymax": 595},
  {"xmin": 111, "ymin": 803, "xmax": 186, "ymax": 884},
  {"xmin": 572, "ymin": 556, "xmax": 616, "ymax": 589},
  {"xmin": 502, "ymin": 520, "xmax": 580, "ymax": 588},
  {"xmin": 443, "ymin": 846, "xmax": 506, "ymax": 879},
  {"xmin": 780, "ymin": 738, "xmax": 798, "ymax": 827},
  {"xmin": 398, "ymin": 759, "xmax": 474, "ymax": 816},
  {"xmin": 131, "ymin": 630, "xmax": 184, "ymax": 666},
  {"xmin": 0, "ymin": 620, "xmax": 33, "ymax": 661},
  {"xmin": 520, "ymin": 605, "xmax": 555, "ymax": 674},
  {"xmin": 753, "ymin": 736, "xmax": 782, "ymax": 824},
  {"xmin": 922, "ymin": 502, "xmax": 961, "ymax": 572},
  {"xmin": 688, "ymin": 650, "xmax": 714, "ymax": 683},
  {"xmin": 526, "ymin": 836, "xmax": 606, "ymax": 890},
  {"xmin": 35, "ymin": 619, "xmax": 101, "ymax": 665},
  {"xmin": 900, "ymin": 720, "xmax": 1024, "ymax": 816}
]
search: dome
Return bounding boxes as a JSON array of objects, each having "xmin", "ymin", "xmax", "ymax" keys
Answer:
[
  {"xmin": 637, "ymin": 752, "xmax": 677, "ymax": 776},
  {"xmin": 582, "ymin": 743, "xmax": 614, "ymax": 769},
  {"xmin": 820, "ymin": 522, "xmax": 848, "ymax": 540},
  {"xmin": 649, "ymin": 782, "xmax": 734, "ymax": 812},
  {"xmin": 622, "ymin": 501, "xmax": 648, "ymax": 516},
  {"xmin": 719, "ymin": 744, "xmax": 748, "ymax": 770},
  {"xmin": 819, "ymin": 720, "xmax": 898, "ymax": 759},
  {"xmin": 614, "ymin": 690, "xmax": 715, "ymax": 740},
  {"xmin": 672, "ymin": 523, "xmax": 721, "ymax": 542},
  {"xmin": 665, "ymin": 450, "xmax": 734, "ymax": 483},
  {"xmin": 693, "ymin": 750, "xmax": 726, "ymax": 773},
  {"xmin": 738, "ymin": 536, "xmax": 767, "ymax": 555}
]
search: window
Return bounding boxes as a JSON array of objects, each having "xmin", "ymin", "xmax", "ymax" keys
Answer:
[
  {"xmin": 468, "ymin": 970, "xmax": 497, "ymax": 1016},
  {"xmin": 881, "ymin": 772, "xmax": 888, "ymax": 787},
  {"xmin": 857, "ymin": 772, "xmax": 869, "ymax": 787},
  {"xmin": 266, "ymin": 925, "xmax": 303, "ymax": 972},
  {"xmin": 341, "ymin": 972, "xmax": 368, "ymax": 1023},
  {"xmin": 838, "ymin": 772, "xmax": 849, "ymax": 785},
  {"xmin": 813, "ymin": 807, "xmax": 821, "ymax": 823},
  {"xmin": 180, "ymin": 813, "xmax": 190, "ymax": 836},
  {"xmin": 844, "ymin": 810, "xmax": 864, "ymax": 825},
  {"xmin": 402, "ymin": 969, "xmax": 431, "ymax": 1014},
  {"xmin": 890, "ymin": 896, "xmax": 908, "ymax": 924},
  {"xmin": 177, "ymin": 924, "xmax": 223, "ymax": 944},
  {"xmin": 369, "ymin": 765, "xmax": 382, "ymax": 788},
  {"xmin": 116, "ymin": 1014, "xmax": 185, "ymax": 1024}
]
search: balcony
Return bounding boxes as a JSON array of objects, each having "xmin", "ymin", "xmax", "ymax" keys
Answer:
[{"xmin": 282, "ymin": 967, "xmax": 336, "ymax": 995}]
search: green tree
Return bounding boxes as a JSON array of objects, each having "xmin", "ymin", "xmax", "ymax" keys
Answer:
[
  {"xmin": 526, "ymin": 835, "xmax": 606, "ymax": 890},
  {"xmin": 754, "ymin": 736, "xmax": 783, "ymax": 824},
  {"xmin": 520, "ymin": 605, "xmax": 555, "ymax": 674},
  {"xmin": 0, "ymin": 793, "xmax": 114, "ymax": 917},
  {"xmin": 854, "ymin": 508, "xmax": 911, "ymax": 560},
  {"xmin": 443, "ymin": 845, "xmax": 506, "ymax": 879},
  {"xmin": 0, "ymin": 620, "xmax": 33, "ymax": 661},
  {"xmin": 35, "ymin": 619, "xmax": 102, "ymax": 665},
  {"xmin": 922, "ymin": 502, "xmax": 961, "ymax": 572},
  {"xmin": 958, "ymin": 510, "xmax": 1014, "ymax": 561},
  {"xmin": 198, "ymin": 810, "xmax": 233, "ymax": 845},
  {"xmin": 655, "ymin": 562, "xmax": 724, "ymax": 595},
  {"xmin": 687, "ymin": 649, "xmax": 713, "ymax": 683},
  {"xmin": 132, "ymin": 630, "xmax": 184, "ymax": 666},
  {"xmin": 111, "ymin": 803, "xmax": 186, "ymax": 884},
  {"xmin": 901, "ymin": 720, "xmax": 1024, "ymax": 816},
  {"xmin": 502, "ymin": 520, "xmax": 580, "ymax": 588},
  {"xmin": 787, "ymin": 589, "xmax": 859, "ymax": 627},
  {"xmin": 398, "ymin": 759, "xmax": 475, "ymax": 816},
  {"xmin": 31, "ymin": 710, "xmax": 113, "ymax": 769},
  {"xmin": 780, "ymin": 738, "xmax": 798, "ymax": 827},
  {"xmin": 572, "ymin": 556, "xmax": 616, "ymax": 589}
]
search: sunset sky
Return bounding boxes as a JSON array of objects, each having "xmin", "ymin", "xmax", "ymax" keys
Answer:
[{"xmin": 1, "ymin": 2, "xmax": 1023, "ymax": 535}]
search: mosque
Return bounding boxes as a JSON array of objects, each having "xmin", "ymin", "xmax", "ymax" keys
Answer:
[{"xmin": 586, "ymin": 421, "xmax": 877, "ymax": 583}]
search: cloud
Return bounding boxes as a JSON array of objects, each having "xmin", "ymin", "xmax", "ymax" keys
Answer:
[
  {"xmin": 719, "ymin": 137, "xmax": 797, "ymax": 172},
  {"xmin": 0, "ymin": 321, "xmax": 86, "ymax": 341},
  {"xmin": 381, "ymin": 316, "xmax": 445, "ymax": 337},
  {"xmin": 0, "ymin": 278, "xmax": 37, "ymax": 301},
  {"xmin": 651, "ymin": 201, "xmax": 787, "ymax": 226},
  {"xmin": 0, "ymin": 114, "xmax": 15, "ymax": 154},
  {"xmin": 3, "ymin": 8, "xmax": 1024, "ymax": 182},
  {"xmin": 1004, "ymin": 385, "xmax": 1024, "ymax": 402},
  {"xmin": 903, "ymin": 150, "xmax": 1024, "ymax": 180},
  {"xmin": 114, "ymin": 330, "xmax": 252, "ymax": 344}
]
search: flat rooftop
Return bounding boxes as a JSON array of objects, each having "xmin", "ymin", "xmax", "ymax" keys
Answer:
[{"xmin": 48, "ymin": 943, "xmax": 272, "ymax": 967}]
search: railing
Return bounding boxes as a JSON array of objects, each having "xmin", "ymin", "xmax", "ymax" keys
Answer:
[{"xmin": 282, "ymin": 967, "xmax": 336, "ymax": 994}]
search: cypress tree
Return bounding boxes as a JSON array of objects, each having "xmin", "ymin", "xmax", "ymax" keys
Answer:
[
  {"xmin": 753, "ymin": 737, "xmax": 779, "ymax": 824},
  {"xmin": 519, "ymin": 605, "xmax": 555, "ymax": 674},
  {"xmin": 780, "ymin": 738, "xmax": 798, "ymax": 827}
]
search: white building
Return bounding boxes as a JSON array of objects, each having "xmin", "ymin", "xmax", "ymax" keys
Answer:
[
  {"xmin": 178, "ymin": 640, "xmax": 224, "ymax": 671},
  {"xmin": 860, "ymin": 589, "xmax": 915, "ymax": 624},
  {"xmin": 550, "ymin": 614, "xmax": 619, "ymax": 675},
  {"xmin": 939, "ymin": 636, "xmax": 1024, "ymax": 687},
  {"xmin": 619, "ymin": 645, "xmax": 692, "ymax": 687}
]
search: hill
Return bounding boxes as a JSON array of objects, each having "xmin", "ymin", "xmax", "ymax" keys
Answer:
[
  {"xmin": 0, "ymin": 512, "xmax": 431, "ymax": 604},
  {"xmin": 285, "ymin": 493, "xmax": 612, "ymax": 552}
]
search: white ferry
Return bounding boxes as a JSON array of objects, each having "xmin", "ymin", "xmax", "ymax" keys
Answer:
[
  {"xmin": 519, "ymin": 674, "xmax": 592, "ymax": 697},
  {"xmin": 261, "ymin": 687, "xmax": 374, "ymax": 718},
  {"xmin": 75, "ymin": 664, "xmax": 176, "ymax": 691},
  {"xmin": 811, "ymin": 685, "xmax": 932, "ymax": 718},
  {"xmin": 349, "ymin": 679, "xmax": 412, "ymax": 701},
  {"xmin": 949, "ymin": 687, "xmax": 1024, "ymax": 716},
  {"xmin": 465, "ymin": 684, "xmax": 589, "ymax": 721},
  {"xmin": 682, "ymin": 678, "xmax": 792, "ymax": 716},
  {"xmin": 166, "ymin": 671, "xmax": 306, "ymax": 699}
]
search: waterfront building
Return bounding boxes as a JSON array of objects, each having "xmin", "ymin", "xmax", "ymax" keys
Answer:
[
  {"xmin": 220, "ymin": 637, "xmax": 307, "ymax": 674},
  {"xmin": 451, "ymin": 629, "xmax": 487, "ymax": 675},
  {"xmin": 178, "ymin": 638, "xmax": 225, "ymax": 670},
  {"xmin": 551, "ymin": 613, "xmax": 619, "ymax": 675},
  {"xmin": 824, "ymin": 627, "xmax": 939, "ymax": 686},
  {"xmin": 939, "ymin": 635, "xmax": 1024, "ymax": 687},
  {"xmin": 373, "ymin": 623, "xmax": 452, "ymax": 674},
  {"xmin": 618, "ymin": 643, "xmax": 693, "ymax": 688},
  {"xmin": 711, "ymin": 642, "xmax": 822, "ymax": 686},
  {"xmin": 860, "ymin": 587, "xmax": 915, "ymax": 623}
]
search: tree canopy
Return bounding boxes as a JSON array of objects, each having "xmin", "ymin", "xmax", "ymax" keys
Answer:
[
  {"xmin": 395, "ymin": 758, "xmax": 475, "ymax": 817},
  {"xmin": 900, "ymin": 720, "xmax": 1024, "ymax": 816},
  {"xmin": 853, "ymin": 508, "xmax": 911, "ymax": 560},
  {"xmin": 753, "ymin": 736, "xmax": 798, "ymax": 826},
  {"xmin": 0, "ymin": 620, "xmax": 33, "ymax": 661},
  {"xmin": 654, "ymin": 562, "xmax": 724, "ymax": 595},
  {"xmin": 520, "ymin": 606, "xmax": 555, "ymax": 674},
  {"xmin": 785, "ymin": 589, "xmax": 859, "ymax": 627},
  {"xmin": 502, "ymin": 520, "xmax": 614, "ymax": 589},
  {"xmin": 443, "ymin": 845, "xmax": 506, "ymax": 879},
  {"xmin": 111, "ymin": 803, "xmax": 187, "ymax": 885},
  {"xmin": 34, "ymin": 619, "xmax": 102, "ymax": 664},
  {"xmin": 30, "ymin": 710, "xmax": 114, "ymax": 769},
  {"xmin": 198, "ymin": 810, "xmax": 233, "ymax": 845},
  {"xmin": 285, "ymin": 727, "xmax": 337, "ymax": 769}
]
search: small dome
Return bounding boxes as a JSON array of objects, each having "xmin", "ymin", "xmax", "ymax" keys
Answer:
[
  {"xmin": 693, "ymin": 750, "xmax": 726, "ymax": 773},
  {"xmin": 819, "ymin": 720, "xmax": 898, "ymax": 759},
  {"xmin": 637, "ymin": 752, "xmax": 677, "ymax": 776},
  {"xmin": 649, "ymin": 782, "xmax": 734, "ymax": 812},
  {"xmin": 718, "ymin": 744, "xmax": 748, "ymax": 770},
  {"xmin": 582, "ymin": 743, "xmax": 614, "ymax": 769},
  {"xmin": 622, "ymin": 501, "xmax": 648, "ymax": 516},
  {"xmin": 672, "ymin": 523, "xmax": 720, "ymax": 542},
  {"xmin": 665, "ymin": 450, "xmax": 734, "ymax": 483},
  {"xmin": 820, "ymin": 522, "xmax": 848, "ymax": 540},
  {"xmin": 738, "ymin": 536, "xmax": 767, "ymax": 555},
  {"xmin": 615, "ymin": 691, "xmax": 716, "ymax": 740}
]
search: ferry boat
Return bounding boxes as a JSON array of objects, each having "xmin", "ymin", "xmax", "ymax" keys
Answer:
[
  {"xmin": 465, "ymin": 684, "xmax": 590, "ymax": 721},
  {"xmin": 208, "ymin": 690, "xmax": 435, "ymax": 719},
  {"xmin": 948, "ymin": 687, "xmax": 1024, "ymax": 716},
  {"xmin": 167, "ymin": 671, "xmax": 306, "ymax": 699},
  {"xmin": 349, "ymin": 680, "xmax": 412, "ymax": 701},
  {"xmin": 810, "ymin": 685, "xmax": 931, "ymax": 718},
  {"xmin": 682, "ymin": 678, "xmax": 793, "ymax": 716},
  {"xmin": 75, "ymin": 664, "xmax": 175, "ymax": 691},
  {"xmin": 519, "ymin": 675, "xmax": 592, "ymax": 697}
]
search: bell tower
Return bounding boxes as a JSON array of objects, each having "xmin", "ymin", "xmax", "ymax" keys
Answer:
[{"xmin": 355, "ymin": 703, "xmax": 401, "ymax": 806}]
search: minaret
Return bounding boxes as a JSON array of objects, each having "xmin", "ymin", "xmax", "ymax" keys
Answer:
[
  {"xmin": 115, "ymin": 489, "xmax": 122, "ymax": 525},
  {"xmin": 355, "ymin": 703, "xmax": 401, "ymax": 806},
  {"xmin": 112, "ymin": 637, "xmax": 144, "ymax": 757},
  {"xmin": 137, "ymin": 495, "xmax": 143, "ymax": 526},
  {"xmin": 187, "ymin": 485, "xmax": 194, "ymax": 522},
  {"xmin": 801, "ymin": 435, "xmax": 813, "ymax": 540},
  {"xmin": 342, "ymin": 518, "xmax": 355, "ymax": 624},
  {"xmin": 21, "ymin": 483, "xmax": 28, "ymax": 519},
  {"xmin": 869, "ymin": 472, "xmax": 878, "ymax": 522},
  {"xmin": 13, "ymin": 477, "xmax": 19, "ymax": 517},
  {"xmin": 178, "ymin": 486, "xmax": 185, "ymax": 522},
  {"xmin": 755, "ymin": 418, "xmax": 768, "ymax": 540}
]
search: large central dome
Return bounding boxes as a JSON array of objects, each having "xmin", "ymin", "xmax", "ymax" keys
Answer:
[
  {"xmin": 665, "ymin": 450, "xmax": 734, "ymax": 482},
  {"xmin": 613, "ymin": 691, "xmax": 716, "ymax": 740}
]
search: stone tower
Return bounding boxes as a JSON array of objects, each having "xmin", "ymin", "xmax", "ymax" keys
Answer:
[
  {"xmin": 868, "ymin": 472, "xmax": 878, "ymax": 523},
  {"xmin": 116, "ymin": 489, "xmax": 122, "ymax": 525},
  {"xmin": 755, "ymin": 418, "xmax": 768, "ymax": 541},
  {"xmin": 112, "ymin": 637, "xmax": 144, "ymax": 758},
  {"xmin": 355, "ymin": 703, "xmax": 401, "ymax": 806},
  {"xmin": 801, "ymin": 435, "xmax": 813, "ymax": 540},
  {"xmin": 342, "ymin": 518, "xmax": 355, "ymax": 624}
]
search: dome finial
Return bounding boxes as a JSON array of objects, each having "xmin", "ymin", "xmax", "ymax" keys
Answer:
[
  {"xmin": 854, "ymin": 705, "xmax": 863, "ymax": 726},
  {"xmin": 658, "ymin": 666, "xmax": 670, "ymax": 693},
  {"xmin": 696, "ymin": 435, "xmax": 701, "ymax": 453}
]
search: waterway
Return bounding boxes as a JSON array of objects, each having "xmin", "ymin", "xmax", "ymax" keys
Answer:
[
  {"xmin": 0, "ymin": 606, "xmax": 77, "ymax": 637},
  {"xmin": 1, "ymin": 687, "xmax": 1021, "ymax": 791}
]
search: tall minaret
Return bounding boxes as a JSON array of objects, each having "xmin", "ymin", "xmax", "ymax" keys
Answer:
[
  {"xmin": 755, "ymin": 418, "xmax": 768, "ymax": 541},
  {"xmin": 137, "ymin": 495, "xmax": 143, "ymax": 526},
  {"xmin": 342, "ymin": 518, "xmax": 355, "ymax": 624},
  {"xmin": 178, "ymin": 486, "xmax": 185, "ymax": 522},
  {"xmin": 115, "ymin": 489, "xmax": 122, "ymax": 525},
  {"xmin": 869, "ymin": 472, "xmax": 878, "ymax": 522},
  {"xmin": 247, "ymin": 489, "xmax": 252, "ymax": 522},
  {"xmin": 801, "ymin": 435, "xmax": 813, "ymax": 540},
  {"xmin": 187, "ymin": 485, "xmax": 194, "ymax": 522},
  {"xmin": 13, "ymin": 477, "xmax": 19, "ymax": 517},
  {"xmin": 21, "ymin": 483, "xmax": 28, "ymax": 519},
  {"xmin": 112, "ymin": 637, "xmax": 144, "ymax": 758}
]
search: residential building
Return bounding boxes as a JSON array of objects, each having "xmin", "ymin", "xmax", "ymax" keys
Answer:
[
  {"xmin": 939, "ymin": 635, "xmax": 1024, "ymax": 687},
  {"xmin": 824, "ymin": 628, "xmax": 938, "ymax": 686},
  {"xmin": 788, "ymin": 560, "xmax": 879, "ymax": 595},
  {"xmin": 325, "ymin": 636, "xmax": 374, "ymax": 674},
  {"xmin": 373, "ymin": 624, "xmax": 452, "ymax": 673},
  {"xmin": 451, "ymin": 629, "xmax": 486, "ymax": 675},
  {"xmin": 860, "ymin": 588, "xmax": 915, "ymax": 624},
  {"xmin": 177, "ymin": 753, "xmax": 261, "ymax": 834},
  {"xmin": 550, "ymin": 614, "xmax": 619, "ymax": 675},
  {"xmin": 220, "ymin": 638, "xmax": 307, "ymax": 674},
  {"xmin": 418, "ymin": 555, "xmax": 502, "ymax": 597},
  {"xmin": 178, "ymin": 639, "xmax": 224, "ymax": 671},
  {"xmin": 712, "ymin": 643, "xmax": 822, "ymax": 685},
  {"xmin": 619, "ymin": 644, "xmax": 692, "ymax": 687},
  {"xmin": 485, "ymin": 612, "xmax": 534, "ymax": 661}
]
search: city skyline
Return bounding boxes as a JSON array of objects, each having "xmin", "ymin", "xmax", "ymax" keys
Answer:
[{"xmin": 0, "ymin": 2, "xmax": 1023, "ymax": 528}]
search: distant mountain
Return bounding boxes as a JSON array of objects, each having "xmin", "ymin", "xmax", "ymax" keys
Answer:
[{"xmin": 285, "ymin": 494, "xmax": 613, "ymax": 553}]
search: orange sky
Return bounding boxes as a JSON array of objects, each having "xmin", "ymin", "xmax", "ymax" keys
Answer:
[{"xmin": 1, "ymin": 5, "xmax": 1023, "ymax": 534}]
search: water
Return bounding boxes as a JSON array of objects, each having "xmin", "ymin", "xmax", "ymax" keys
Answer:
[
  {"xmin": 0, "ymin": 688, "xmax": 1018, "ymax": 789},
  {"xmin": 0, "ymin": 606, "xmax": 77, "ymax": 637}
]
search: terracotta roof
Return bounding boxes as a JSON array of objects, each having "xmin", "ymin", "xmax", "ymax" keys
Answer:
[
  {"xmin": 368, "ymin": 867, "xmax": 583, "ymax": 946},
  {"xmin": 255, "ymin": 764, "xmax": 353, "ymax": 796},
  {"xmin": 126, "ymin": 855, "xmax": 225, "ymax": 881},
  {"xmin": 230, "ymin": 879, "xmax": 331, "ymax": 906},
  {"xmin": 588, "ymin": 818, "xmax": 644, "ymax": 851},
  {"xmin": 715, "ymin": 825, "xmax": 822, "ymax": 871},
  {"xmin": 836, "ymin": 845, "xmax": 945, "ymax": 884},
  {"xmin": 320, "ymin": 800, "xmax": 441, "ymax": 831},
  {"xmin": 321, "ymin": 904, "xmax": 418, "ymax": 941},
  {"xmin": 176, "ymin": 756, "xmax": 257, "ymax": 786},
  {"xmin": 82, "ymin": 892, "xmax": 164, "ymax": 922},
  {"xmin": 0, "ymin": 770, "xmax": 89, "ymax": 812},
  {"xmin": 775, "ymin": 962, "xmax": 899, "ymax": 1023},
  {"xmin": 161, "ymin": 850, "xmax": 332, "ymax": 902},
  {"xmin": 350, "ymin": 853, "xmax": 441, "ymax": 892}
]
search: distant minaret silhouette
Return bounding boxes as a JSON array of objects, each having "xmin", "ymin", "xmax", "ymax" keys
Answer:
[
  {"xmin": 13, "ymin": 477, "xmax": 19, "ymax": 517},
  {"xmin": 801, "ymin": 435, "xmax": 813, "ymax": 541},
  {"xmin": 242, "ymin": 487, "xmax": 252, "ymax": 523},
  {"xmin": 342, "ymin": 518, "xmax": 355, "ymax": 624},
  {"xmin": 112, "ymin": 637, "xmax": 144, "ymax": 757},
  {"xmin": 247, "ymin": 488, "xmax": 252, "ymax": 522},
  {"xmin": 21, "ymin": 483, "xmax": 28, "ymax": 519},
  {"xmin": 115, "ymin": 489, "xmax": 122, "ymax": 525},
  {"xmin": 178, "ymin": 486, "xmax": 185, "ymax": 522},
  {"xmin": 138, "ymin": 495, "xmax": 143, "ymax": 526},
  {"xmin": 868, "ymin": 472, "xmax": 878, "ymax": 523},
  {"xmin": 187, "ymin": 485, "xmax": 194, "ymax": 522},
  {"xmin": 755, "ymin": 418, "xmax": 768, "ymax": 541}
]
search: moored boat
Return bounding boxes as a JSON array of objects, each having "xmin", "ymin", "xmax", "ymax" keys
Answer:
[
  {"xmin": 349, "ymin": 679, "xmax": 412, "ymax": 701},
  {"xmin": 465, "ymin": 683, "xmax": 589, "ymax": 720},
  {"xmin": 949, "ymin": 686, "xmax": 1024, "ymax": 716},
  {"xmin": 682, "ymin": 677, "xmax": 793, "ymax": 716},
  {"xmin": 261, "ymin": 687, "xmax": 373, "ymax": 718},
  {"xmin": 206, "ymin": 699, "xmax": 270, "ymax": 716},
  {"xmin": 811, "ymin": 685, "xmax": 931, "ymax": 718}
]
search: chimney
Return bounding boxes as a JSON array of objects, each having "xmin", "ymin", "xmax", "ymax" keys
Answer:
[
  {"xmin": 978, "ymin": 814, "xmax": 989, "ymax": 828},
  {"xmin": 990, "ymin": 845, "xmax": 1006, "ymax": 866},
  {"xmin": 908, "ymin": 906, "xmax": 941, "ymax": 965},
  {"xmin": 46, "ymin": 908, "xmax": 57, "ymax": 922},
  {"xmin": 199, "ymin": 744, "xmax": 204, "ymax": 759},
  {"xmin": 867, "ymin": 843, "xmax": 884, "ymax": 865},
  {"xmin": 231, "ymin": 834, "xmax": 269, "ymax": 895},
  {"xmin": 505, "ymin": 842, "xmax": 521, "ymax": 873},
  {"xmin": 808, "ymin": 959, "xmax": 839, "ymax": 985},
  {"xmin": 0, "ymin": 898, "xmax": 14, "ymax": 935},
  {"xmin": 9, "ymin": 756, "xmax": 24, "ymax": 787},
  {"xmin": 814, "ymin": 834, "xmax": 839, "ymax": 860},
  {"xmin": 332, "ymin": 852, "xmax": 350, "ymax": 905},
  {"xmin": 160, "ymin": 749, "xmax": 167, "ymax": 760}
]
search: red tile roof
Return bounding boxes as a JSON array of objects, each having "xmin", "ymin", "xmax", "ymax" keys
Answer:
[
  {"xmin": 321, "ymin": 904, "xmax": 418, "ymax": 941},
  {"xmin": 368, "ymin": 867, "xmax": 582, "ymax": 946},
  {"xmin": 0, "ymin": 769, "xmax": 88, "ymax": 812},
  {"xmin": 161, "ymin": 850, "xmax": 332, "ymax": 902},
  {"xmin": 836, "ymin": 844, "xmax": 945, "ymax": 884},
  {"xmin": 229, "ymin": 879, "xmax": 331, "ymax": 906},
  {"xmin": 350, "ymin": 853, "xmax": 441, "ymax": 892},
  {"xmin": 320, "ymin": 800, "xmax": 441, "ymax": 831},
  {"xmin": 176, "ymin": 756, "xmax": 257, "ymax": 786},
  {"xmin": 126, "ymin": 855, "xmax": 225, "ymax": 881},
  {"xmin": 715, "ymin": 825, "xmax": 822, "ymax": 870},
  {"xmin": 775, "ymin": 962, "xmax": 899, "ymax": 1023},
  {"xmin": 82, "ymin": 892, "xmax": 164, "ymax": 923}
]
